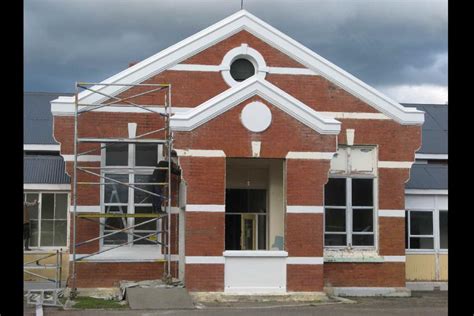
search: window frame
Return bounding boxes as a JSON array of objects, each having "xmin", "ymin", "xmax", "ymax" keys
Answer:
[
  {"xmin": 100, "ymin": 143, "xmax": 163, "ymax": 249},
  {"xmin": 405, "ymin": 207, "xmax": 448, "ymax": 254},
  {"xmin": 324, "ymin": 175, "xmax": 377, "ymax": 250},
  {"xmin": 23, "ymin": 191, "xmax": 70, "ymax": 250}
]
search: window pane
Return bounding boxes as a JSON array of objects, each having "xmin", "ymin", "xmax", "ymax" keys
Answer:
[
  {"xmin": 136, "ymin": 144, "xmax": 158, "ymax": 166},
  {"xmin": 352, "ymin": 179, "xmax": 373, "ymax": 206},
  {"xmin": 134, "ymin": 232, "xmax": 157, "ymax": 245},
  {"xmin": 134, "ymin": 174, "xmax": 154, "ymax": 204},
  {"xmin": 225, "ymin": 214, "xmax": 241, "ymax": 250},
  {"xmin": 135, "ymin": 206, "xmax": 158, "ymax": 231},
  {"xmin": 104, "ymin": 174, "xmax": 129, "ymax": 204},
  {"xmin": 324, "ymin": 234, "xmax": 346, "ymax": 246},
  {"xmin": 40, "ymin": 221, "xmax": 54, "ymax": 246},
  {"xmin": 410, "ymin": 211, "xmax": 433, "ymax": 235},
  {"xmin": 352, "ymin": 234, "xmax": 374, "ymax": 246},
  {"xmin": 30, "ymin": 220, "xmax": 39, "ymax": 247},
  {"xmin": 42, "ymin": 194, "xmax": 55, "ymax": 219},
  {"xmin": 53, "ymin": 221, "xmax": 67, "ymax": 246},
  {"xmin": 230, "ymin": 59, "xmax": 255, "ymax": 81},
  {"xmin": 106, "ymin": 144, "xmax": 128, "ymax": 166},
  {"xmin": 104, "ymin": 206, "xmax": 128, "ymax": 245},
  {"xmin": 410, "ymin": 237, "xmax": 434, "ymax": 249},
  {"xmin": 258, "ymin": 215, "xmax": 266, "ymax": 250},
  {"xmin": 25, "ymin": 193, "xmax": 39, "ymax": 219},
  {"xmin": 55, "ymin": 194, "xmax": 68, "ymax": 219},
  {"xmin": 405, "ymin": 213, "xmax": 408, "ymax": 249},
  {"xmin": 325, "ymin": 208, "xmax": 346, "ymax": 232},
  {"xmin": 440, "ymin": 211, "xmax": 448, "ymax": 249},
  {"xmin": 353, "ymin": 209, "xmax": 373, "ymax": 232},
  {"xmin": 324, "ymin": 178, "xmax": 346, "ymax": 206},
  {"xmin": 225, "ymin": 189, "xmax": 266, "ymax": 213}
]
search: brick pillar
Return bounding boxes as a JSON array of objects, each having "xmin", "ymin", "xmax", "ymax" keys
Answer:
[
  {"xmin": 180, "ymin": 156, "xmax": 226, "ymax": 291},
  {"xmin": 377, "ymin": 167, "xmax": 411, "ymax": 287},
  {"xmin": 285, "ymin": 159, "xmax": 330, "ymax": 292}
]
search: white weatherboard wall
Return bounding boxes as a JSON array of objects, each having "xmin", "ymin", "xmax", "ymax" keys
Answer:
[{"xmin": 224, "ymin": 251, "xmax": 287, "ymax": 293}]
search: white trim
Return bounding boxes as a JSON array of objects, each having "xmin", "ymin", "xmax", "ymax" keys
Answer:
[
  {"xmin": 267, "ymin": 67, "xmax": 318, "ymax": 75},
  {"xmin": 51, "ymin": 103, "xmax": 192, "ymax": 116},
  {"xmin": 186, "ymin": 204, "xmax": 225, "ymax": 212},
  {"xmin": 405, "ymin": 189, "xmax": 448, "ymax": 195},
  {"xmin": 174, "ymin": 149, "xmax": 226, "ymax": 157},
  {"xmin": 287, "ymin": 257, "xmax": 324, "ymax": 265},
  {"xmin": 24, "ymin": 144, "xmax": 60, "ymax": 151},
  {"xmin": 170, "ymin": 77, "xmax": 341, "ymax": 134},
  {"xmin": 223, "ymin": 250, "xmax": 288, "ymax": 257},
  {"xmin": 23, "ymin": 184, "xmax": 70, "ymax": 191},
  {"xmin": 378, "ymin": 209, "xmax": 405, "ymax": 217},
  {"xmin": 286, "ymin": 205, "xmax": 324, "ymax": 214},
  {"xmin": 220, "ymin": 44, "xmax": 268, "ymax": 87},
  {"xmin": 62, "ymin": 155, "xmax": 101, "ymax": 162},
  {"xmin": 415, "ymin": 154, "xmax": 448, "ymax": 160},
  {"xmin": 71, "ymin": 251, "xmax": 179, "ymax": 262},
  {"xmin": 72, "ymin": 205, "xmax": 101, "ymax": 213},
  {"xmin": 285, "ymin": 151, "xmax": 335, "ymax": 160},
  {"xmin": 186, "ymin": 256, "xmax": 225, "ymax": 264},
  {"xmin": 319, "ymin": 112, "xmax": 391, "ymax": 120},
  {"xmin": 51, "ymin": 10, "xmax": 423, "ymax": 125},
  {"xmin": 169, "ymin": 63, "xmax": 318, "ymax": 76},
  {"xmin": 169, "ymin": 64, "xmax": 221, "ymax": 72},
  {"xmin": 383, "ymin": 256, "xmax": 406, "ymax": 262},
  {"xmin": 378, "ymin": 161, "xmax": 413, "ymax": 169}
]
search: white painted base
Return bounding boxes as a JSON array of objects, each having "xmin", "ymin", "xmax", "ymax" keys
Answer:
[
  {"xmin": 326, "ymin": 287, "xmax": 411, "ymax": 297},
  {"xmin": 406, "ymin": 282, "xmax": 448, "ymax": 291}
]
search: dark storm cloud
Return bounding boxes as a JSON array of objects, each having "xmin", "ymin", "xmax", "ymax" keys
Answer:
[{"xmin": 24, "ymin": 0, "xmax": 447, "ymax": 99}]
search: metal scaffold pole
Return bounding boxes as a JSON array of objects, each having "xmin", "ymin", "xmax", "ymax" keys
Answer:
[{"xmin": 69, "ymin": 82, "xmax": 175, "ymax": 297}]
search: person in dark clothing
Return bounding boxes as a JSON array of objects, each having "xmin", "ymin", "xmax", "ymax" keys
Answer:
[
  {"xmin": 151, "ymin": 150, "xmax": 181, "ymax": 213},
  {"xmin": 24, "ymin": 199, "xmax": 38, "ymax": 251}
]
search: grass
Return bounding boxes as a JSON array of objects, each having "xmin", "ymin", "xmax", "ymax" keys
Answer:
[{"xmin": 72, "ymin": 296, "xmax": 128, "ymax": 309}]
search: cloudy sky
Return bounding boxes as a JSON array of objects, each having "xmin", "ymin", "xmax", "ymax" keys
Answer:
[{"xmin": 24, "ymin": 0, "xmax": 447, "ymax": 104}]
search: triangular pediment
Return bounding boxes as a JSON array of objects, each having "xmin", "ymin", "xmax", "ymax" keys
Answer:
[
  {"xmin": 170, "ymin": 77, "xmax": 341, "ymax": 135},
  {"xmin": 52, "ymin": 10, "xmax": 423, "ymax": 125}
]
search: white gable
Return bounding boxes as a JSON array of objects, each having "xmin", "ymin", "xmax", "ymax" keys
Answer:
[
  {"xmin": 170, "ymin": 77, "xmax": 341, "ymax": 135},
  {"xmin": 51, "ymin": 10, "xmax": 424, "ymax": 125}
]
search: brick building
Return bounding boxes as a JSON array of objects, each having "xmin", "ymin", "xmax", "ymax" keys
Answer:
[{"xmin": 50, "ymin": 10, "xmax": 425, "ymax": 295}]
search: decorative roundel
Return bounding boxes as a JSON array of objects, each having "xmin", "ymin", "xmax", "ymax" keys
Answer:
[{"xmin": 240, "ymin": 102, "xmax": 272, "ymax": 132}]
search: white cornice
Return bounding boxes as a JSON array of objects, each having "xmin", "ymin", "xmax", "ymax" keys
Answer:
[
  {"xmin": 170, "ymin": 77, "xmax": 341, "ymax": 134},
  {"xmin": 24, "ymin": 144, "xmax": 60, "ymax": 151},
  {"xmin": 415, "ymin": 154, "xmax": 448, "ymax": 160},
  {"xmin": 50, "ymin": 10, "xmax": 424, "ymax": 125}
]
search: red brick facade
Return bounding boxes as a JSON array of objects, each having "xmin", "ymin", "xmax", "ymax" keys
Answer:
[{"xmin": 52, "ymin": 26, "xmax": 421, "ymax": 293}]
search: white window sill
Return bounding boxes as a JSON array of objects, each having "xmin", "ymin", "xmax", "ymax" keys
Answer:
[
  {"xmin": 223, "ymin": 250, "xmax": 288, "ymax": 258},
  {"xmin": 324, "ymin": 248, "xmax": 383, "ymax": 263},
  {"xmin": 73, "ymin": 245, "xmax": 173, "ymax": 262}
]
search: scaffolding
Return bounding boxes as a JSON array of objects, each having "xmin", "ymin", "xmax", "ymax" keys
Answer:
[{"xmin": 70, "ymin": 82, "xmax": 175, "ymax": 297}]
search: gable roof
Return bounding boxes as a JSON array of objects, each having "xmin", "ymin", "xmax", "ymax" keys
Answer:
[
  {"xmin": 170, "ymin": 77, "xmax": 341, "ymax": 134},
  {"xmin": 402, "ymin": 103, "xmax": 447, "ymax": 155},
  {"xmin": 51, "ymin": 10, "xmax": 424, "ymax": 125},
  {"xmin": 25, "ymin": 92, "xmax": 72, "ymax": 145}
]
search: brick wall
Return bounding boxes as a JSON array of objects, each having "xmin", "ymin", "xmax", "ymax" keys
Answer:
[{"xmin": 324, "ymin": 263, "xmax": 405, "ymax": 287}]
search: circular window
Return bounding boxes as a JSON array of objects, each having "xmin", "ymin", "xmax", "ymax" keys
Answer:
[{"xmin": 230, "ymin": 59, "xmax": 255, "ymax": 82}]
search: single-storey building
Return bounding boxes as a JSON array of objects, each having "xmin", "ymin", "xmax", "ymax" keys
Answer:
[{"xmin": 30, "ymin": 10, "xmax": 446, "ymax": 295}]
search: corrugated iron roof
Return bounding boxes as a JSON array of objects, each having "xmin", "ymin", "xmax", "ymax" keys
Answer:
[
  {"xmin": 402, "ymin": 103, "xmax": 447, "ymax": 155},
  {"xmin": 406, "ymin": 163, "xmax": 447, "ymax": 190},
  {"xmin": 24, "ymin": 92, "xmax": 73, "ymax": 145},
  {"xmin": 24, "ymin": 155, "xmax": 70, "ymax": 184}
]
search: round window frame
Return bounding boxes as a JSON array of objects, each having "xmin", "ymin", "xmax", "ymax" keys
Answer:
[{"xmin": 220, "ymin": 44, "xmax": 268, "ymax": 87}]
